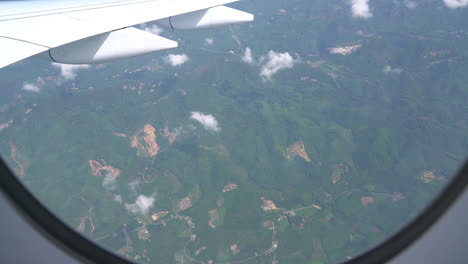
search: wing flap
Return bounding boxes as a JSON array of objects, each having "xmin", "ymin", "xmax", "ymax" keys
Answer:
[
  {"xmin": 0, "ymin": 0, "xmax": 239, "ymax": 48},
  {"xmin": 0, "ymin": 0, "xmax": 244, "ymax": 68},
  {"xmin": 0, "ymin": 37, "xmax": 48, "ymax": 68},
  {"xmin": 1, "ymin": 14, "xmax": 115, "ymax": 48},
  {"xmin": 49, "ymin": 27, "xmax": 178, "ymax": 64}
]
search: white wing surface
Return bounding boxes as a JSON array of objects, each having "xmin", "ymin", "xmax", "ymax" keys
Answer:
[{"xmin": 0, "ymin": 0, "xmax": 253, "ymax": 68}]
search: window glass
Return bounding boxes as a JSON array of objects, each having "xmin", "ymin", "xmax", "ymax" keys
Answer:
[{"xmin": 1, "ymin": 0, "xmax": 467, "ymax": 263}]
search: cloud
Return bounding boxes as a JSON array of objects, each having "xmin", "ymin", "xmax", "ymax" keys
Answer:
[
  {"xmin": 102, "ymin": 173, "xmax": 117, "ymax": 191},
  {"xmin": 242, "ymin": 48, "xmax": 298, "ymax": 80},
  {"xmin": 383, "ymin": 65, "xmax": 403, "ymax": 74},
  {"xmin": 128, "ymin": 179, "xmax": 141, "ymax": 193},
  {"xmin": 23, "ymin": 77, "xmax": 44, "ymax": 92},
  {"xmin": 142, "ymin": 24, "xmax": 163, "ymax": 35},
  {"xmin": 190, "ymin": 112, "xmax": 221, "ymax": 132},
  {"xmin": 51, "ymin": 63, "xmax": 90, "ymax": 80},
  {"xmin": 404, "ymin": 1, "xmax": 418, "ymax": 8},
  {"xmin": 329, "ymin": 45, "xmax": 362, "ymax": 55},
  {"xmin": 173, "ymin": 124, "xmax": 196, "ymax": 137},
  {"xmin": 443, "ymin": 0, "xmax": 468, "ymax": 8},
  {"xmin": 114, "ymin": 195, "xmax": 123, "ymax": 203},
  {"xmin": 242, "ymin": 47, "xmax": 255, "ymax": 64},
  {"xmin": 164, "ymin": 54, "xmax": 190, "ymax": 66},
  {"xmin": 125, "ymin": 194, "xmax": 155, "ymax": 215},
  {"xmin": 351, "ymin": 0, "xmax": 372, "ymax": 18},
  {"xmin": 0, "ymin": 120, "xmax": 13, "ymax": 132},
  {"xmin": 205, "ymin": 38, "xmax": 214, "ymax": 45},
  {"xmin": 259, "ymin": 51, "xmax": 298, "ymax": 81},
  {"xmin": 23, "ymin": 83, "xmax": 40, "ymax": 92}
]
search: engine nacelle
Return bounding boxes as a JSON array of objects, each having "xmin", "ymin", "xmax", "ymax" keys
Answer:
[
  {"xmin": 156, "ymin": 5, "xmax": 254, "ymax": 30},
  {"xmin": 48, "ymin": 27, "xmax": 178, "ymax": 64}
]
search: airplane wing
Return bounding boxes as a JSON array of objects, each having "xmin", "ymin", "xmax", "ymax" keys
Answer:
[{"xmin": 0, "ymin": 0, "xmax": 253, "ymax": 69}]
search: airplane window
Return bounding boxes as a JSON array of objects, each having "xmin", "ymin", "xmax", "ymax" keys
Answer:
[{"xmin": 1, "ymin": 0, "xmax": 467, "ymax": 263}]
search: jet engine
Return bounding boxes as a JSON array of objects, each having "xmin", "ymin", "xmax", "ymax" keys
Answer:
[
  {"xmin": 155, "ymin": 5, "xmax": 254, "ymax": 30},
  {"xmin": 48, "ymin": 27, "xmax": 178, "ymax": 64}
]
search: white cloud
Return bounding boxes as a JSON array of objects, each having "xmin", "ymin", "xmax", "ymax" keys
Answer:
[
  {"xmin": 259, "ymin": 51, "xmax": 297, "ymax": 81},
  {"xmin": 443, "ymin": 0, "xmax": 468, "ymax": 8},
  {"xmin": 351, "ymin": 0, "xmax": 373, "ymax": 18},
  {"xmin": 170, "ymin": 124, "xmax": 197, "ymax": 139},
  {"xmin": 242, "ymin": 47, "xmax": 255, "ymax": 64},
  {"xmin": 125, "ymin": 194, "xmax": 155, "ymax": 215},
  {"xmin": 190, "ymin": 112, "xmax": 221, "ymax": 132},
  {"xmin": 52, "ymin": 63, "xmax": 90, "ymax": 80},
  {"xmin": 114, "ymin": 195, "xmax": 123, "ymax": 203},
  {"xmin": 23, "ymin": 77, "xmax": 44, "ymax": 92},
  {"xmin": 0, "ymin": 120, "xmax": 13, "ymax": 132},
  {"xmin": 205, "ymin": 38, "xmax": 214, "ymax": 45},
  {"xmin": 383, "ymin": 65, "xmax": 403, "ymax": 74},
  {"xmin": 404, "ymin": 1, "xmax": 418, "ymax": 8},
  {"xmin": 128, "ymin": 179, "xmax": 141, "ymax": 193},
  {"xmin": 102, "ymin": 173, "xmax": 117, "ymax": 191},
  {"xmin": 23, "ymin": 83, "xmax": 40, "ymax": 92},
  {"xmin": 329, "ymin": 45, "xmax": 362, "ymax": 55},
  {"xmin": 242, "ymin": 48, "xmax": 298, "ymax": 80},
  {"xmin": 164, "ymin": 54, "xmax": 190, "ymax": 66},
  {"xmin": 142, "ymin": 24, "xmax": 163, "ymax": 35}
]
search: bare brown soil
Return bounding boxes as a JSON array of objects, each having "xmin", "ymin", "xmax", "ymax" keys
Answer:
[
  {"xmin": 138, "ymin": 227, "xmax": 150, "ymax": 240},
  {"xmin": 151, "ymin": 211, "xmax": 168, "ymax": 221},
  {"xmin": 420, "ymin": 170, "xmax": 446, "ymax": 183},
  {"xmin": 131, "ymin": 124, "xmax": 160, "ymax": 157},
  {"xmin": 261, "ymin": 197, "xmax": 280, "ymax": 211},
  {"xmin": 195, "ymin": 246, "xmax": 207, "ymax": 256},
  {"xmin": 163, "ymin": 120, "xmax": 177, "ymax": 144},
  {"xmin": 230, "ymin": 244, "xmax": 240, "ymax": 255},
  {"xmin": 88, "ymin": 160, "xmax": 120, "ymax": 178},
  {"xmin": 208, "ymin": 208, "xmax": 220, "ymax": 229},
  {"xmin": 391, "ymin": 192, "xmax": 406, "ymax": 202},
  {"xmin": 332, "ymin": 162, "xmax": 348, "ymax": 184},
  {"xmin": 222, "ymin": 183, "xmax": 238, "ymax": 192},
  {"xmin": 286, "ymin": 141, "xmax": 311, "ymax": 162},
  {"xmin": 361, "ymin": 196, "xmax": 375, "ymax": 207},
  {"xmin": 177, "ymin": 196, "xmax": 193, "ymax": 212},
  {"xmin": 9, "ymin": 141, "xmax": 27, "ymax": 178}
]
